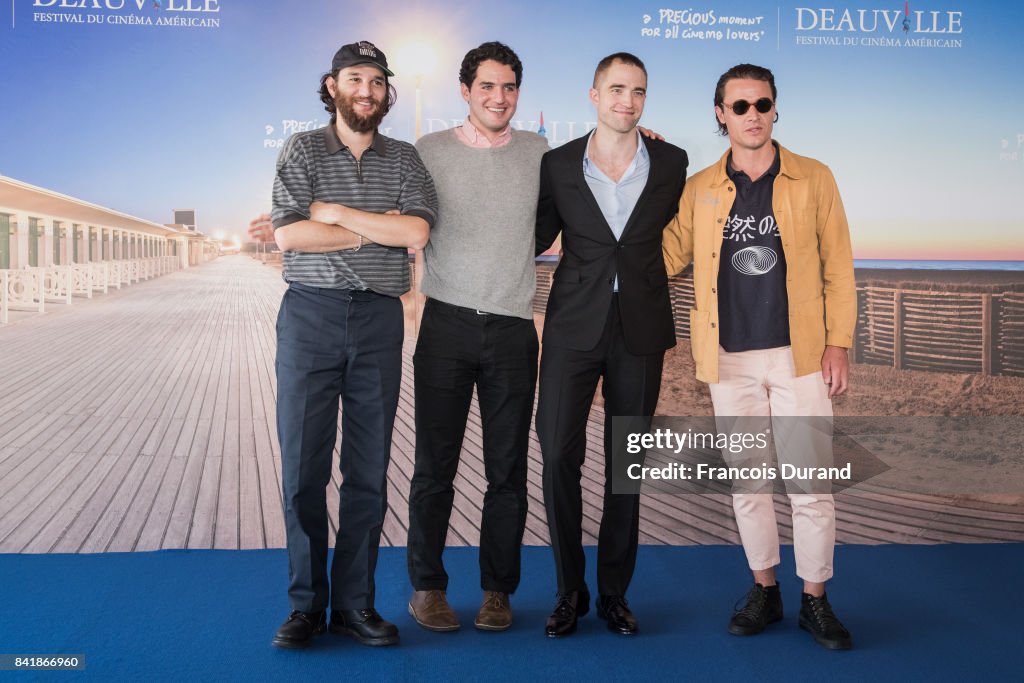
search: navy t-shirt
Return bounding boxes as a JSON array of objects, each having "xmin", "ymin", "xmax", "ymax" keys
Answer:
[{"xmin": 717, "ymin": 145, "xmax": 791, "ymax": 352}]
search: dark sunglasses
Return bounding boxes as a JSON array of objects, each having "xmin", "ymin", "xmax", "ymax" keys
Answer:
[{"xmin": 722, "ymin": 98, "xmax": 774, "ymax": 115}]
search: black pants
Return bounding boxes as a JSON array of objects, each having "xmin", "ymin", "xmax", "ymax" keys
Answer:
[
  {"xmin": 536, "ymin": 297, "xmax": 664, "ymax": 597},
  {"xmin": 407, "ymin": 298, "xmax": 538, "ymax": 593},
  {"xmin": 276, "ymin": 284, "xmax": 403, "ymax": 612}
]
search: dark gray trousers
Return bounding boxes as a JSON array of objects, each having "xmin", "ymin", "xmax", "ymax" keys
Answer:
[{"xmin": 276, "ymin": 283, "xmax": 402, "ymax": 612}]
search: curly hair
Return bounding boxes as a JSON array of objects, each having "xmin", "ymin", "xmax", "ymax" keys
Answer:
[
  {"xmin": 458, "ymin": 41, "xmax": 523, "ymax": 88},
  {"xmin": 318, "ymin": 70, "xmax": 397, "ymax": 123}
]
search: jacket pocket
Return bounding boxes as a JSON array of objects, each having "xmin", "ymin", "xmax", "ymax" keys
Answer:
[
  {"xmin": 787, "ymin": 209, "xmax": 818, "ymax": 249},
  {"xmin": 791, "ymin": 296, "xmax": 826, "ymax": 351}
]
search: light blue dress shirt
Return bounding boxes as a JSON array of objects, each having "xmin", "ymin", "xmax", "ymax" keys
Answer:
[{"xmin": 582, "ymin": 131, "xmax": 650, "ymax": 291}]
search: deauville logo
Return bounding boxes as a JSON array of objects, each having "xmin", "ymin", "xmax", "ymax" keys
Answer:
[
  {"xmin": 795, "ymin": 4, "xmax": 962, "ymax": 34},
  {"xmin": 32, "ymin": 0, "xmax": 220, "ymax": 11}
]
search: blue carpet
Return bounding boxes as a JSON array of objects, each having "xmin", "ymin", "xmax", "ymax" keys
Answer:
[{"xmin": 0, "ymin": 544, "xmax": 1019, "ymax": 681}]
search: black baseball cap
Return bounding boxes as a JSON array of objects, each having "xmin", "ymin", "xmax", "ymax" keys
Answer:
[{"xmin": 331, "ymin": 41, "xmax": 394, "ymax": 77}]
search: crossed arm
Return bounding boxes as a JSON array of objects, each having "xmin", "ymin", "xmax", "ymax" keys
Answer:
[{"xmin": 247, "ymin": 203, "xmax": 428, "ymax": 252}]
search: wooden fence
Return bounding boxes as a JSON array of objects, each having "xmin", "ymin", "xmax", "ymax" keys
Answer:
[
  {"xmin": 999, "ymin": 293, "xmax": 1024, "ymax": 376},
  {"xmin": 854, "ymin": 286, "xmax": 1024, "ymax": 376}
]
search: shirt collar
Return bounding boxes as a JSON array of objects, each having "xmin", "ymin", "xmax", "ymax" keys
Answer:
[
  {"xmin": 460, "ymin": 115, "xmax": 512, "ymax": 147},
  {"xmin": 583, "ymin": 129, "xmax": 648, "ymax": 177},
  {"xmin": 323, "ymin": 124, "xmax": 387, "ymax": 156},
  {"xmin": 726, "ymin": 141, "xmax": 780, "ymax": 182}
]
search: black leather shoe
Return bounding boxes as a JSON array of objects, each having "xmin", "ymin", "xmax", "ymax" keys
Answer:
[
  {"xmin": 544, "ymin": 590, "xmax": 590, "ymax": 638},
  {"xmin": 271, "ymin": 610, "xmax": 326, "ymax": 649},
  {"xmin": 329, "ymin": 608, "xmax": 399, "ymax": 646},
  {"xmin": 597, "ymin": 595, "xmax": 638, "ymax": 635},
  {"xmin": 728, "ymin": 583, "xmax": 783, "ymax": 636},
  {"xmin": 799, "ymin": 592, "xmax": 852, "ymax": 650}
]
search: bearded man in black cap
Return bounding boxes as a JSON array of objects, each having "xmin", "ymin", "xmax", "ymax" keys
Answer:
[{"xmin": 253, "ymin": 41, "xmax": 438, "ymax": 649}]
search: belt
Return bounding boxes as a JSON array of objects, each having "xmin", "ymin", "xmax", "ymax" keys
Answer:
[
  {"xmin": 288, "ymin": 282, "xmax": 391, "ymax": 302},
  {"xmin": 428, "ymin": 298, "xmax": 504, "ymax": 317},
  {"xmin": 289, "ymin": 281, "xmax": 354, "ymax": 295}
]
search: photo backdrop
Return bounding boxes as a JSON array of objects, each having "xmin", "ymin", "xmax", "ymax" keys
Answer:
[{"xmin": 3, "ymin": 0, "xmax": 1022, "ymax": 263}]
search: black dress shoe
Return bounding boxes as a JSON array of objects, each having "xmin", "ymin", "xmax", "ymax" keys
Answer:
[
  {"xmin": 597, "ymin": 595, "xmax": 638, "ymax": 635},
  {"xmin": 544, "ymin": 590, "xmax": 590, "ymax": 638},
  {"xmin": 728, "ymin": 583, "xmax": 783, "ymax": 636},
  {"xmin": 329, "ymin": 608, "xmax": 399, "ymax": 646},
  {"xmin": 799, "ymin": 592, "xmax": 852, "ymax": 650},
  {"xmin": 271, "ymin": 610, "xmax": 326, "ymax": 649}
]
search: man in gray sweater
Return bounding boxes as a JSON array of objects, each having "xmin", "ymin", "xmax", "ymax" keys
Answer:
[{"xmin": 406, "ymin": 41, "xmax": 549, "ymax": 633}]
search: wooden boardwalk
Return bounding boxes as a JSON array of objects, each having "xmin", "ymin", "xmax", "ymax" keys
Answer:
[{"xmin": 1, "ymin": 255, "xmax": 1022, "ymax": 554}]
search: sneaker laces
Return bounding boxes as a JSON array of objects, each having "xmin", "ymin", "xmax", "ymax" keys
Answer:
[
  {"xmin": 806, "ymin": 595, "xmax": 843, "ymax": 631},
  {"xmin": 733, "ymin": 585, "xmax": 767, "ymax": 618}
]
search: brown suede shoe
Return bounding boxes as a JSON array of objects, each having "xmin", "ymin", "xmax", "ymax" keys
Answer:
[
  {"xmin": 474, "ymin": 591, "xmax": 512, "ymax": 631},
  {"xmin": 408, "ymin": 590, "xmax": 460, "ymax": 632}
]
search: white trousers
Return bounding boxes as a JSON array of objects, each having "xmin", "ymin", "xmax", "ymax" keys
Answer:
[{"xmin": 708, "ymin": 346, "xmax": 836, "ymax": 583}]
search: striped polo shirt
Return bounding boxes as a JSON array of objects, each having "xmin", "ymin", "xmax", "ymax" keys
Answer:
[{"xmin": 271, "ymin": 125, "xmax": 438, "ymax": 296}]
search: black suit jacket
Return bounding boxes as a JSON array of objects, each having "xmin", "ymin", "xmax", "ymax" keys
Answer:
[{"xmin": 535, "ymin": 133, "xmax": 688, "ymax": 355}]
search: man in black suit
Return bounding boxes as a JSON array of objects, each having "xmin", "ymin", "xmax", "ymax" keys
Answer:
[{"xmin": 535, "ymin": 52, "xmax": 687, "ymax": 637}]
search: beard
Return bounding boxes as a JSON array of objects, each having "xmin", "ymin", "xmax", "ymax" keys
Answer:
[{"xmin": 334, "ymin": 89, "xmax": 386, "ymax": 133}]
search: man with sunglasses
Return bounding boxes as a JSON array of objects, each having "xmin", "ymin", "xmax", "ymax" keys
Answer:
[{"xmin": 663, "ymin": 63, "xmax": 856, "ymax": 650}]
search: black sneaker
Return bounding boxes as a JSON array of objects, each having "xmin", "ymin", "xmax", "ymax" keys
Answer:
[
  {"xmin": 799, "ymin": 592, "xmax": 852, "ymax": 650},
  {"xmin": 728, "ymin": 583, "xmax": 783, "ymax": 636},
  {"xmin": 271, "ymin": 610, "xmax": 326, "ymax": 649},
  {"xmin": 329, "ymin": 608, "xmax": 399, "ymax": 646}
]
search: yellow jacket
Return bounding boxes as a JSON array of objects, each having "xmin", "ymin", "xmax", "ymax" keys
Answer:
[{"xmin": 663, "ymin": 143, "xmax": 856, "ymax": 384}]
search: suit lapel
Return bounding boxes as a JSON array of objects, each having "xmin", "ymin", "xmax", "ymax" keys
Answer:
[
  {"xmin": 619, "ymin": 137, "xmax": 663, "ymax": 242},
  {"xmin": 571, "ymin": 132, "xmax": 617, "ymax": 240},
  {"xmin": 574, "ymin": 174, "xmax": 614, "ymax": 238}
]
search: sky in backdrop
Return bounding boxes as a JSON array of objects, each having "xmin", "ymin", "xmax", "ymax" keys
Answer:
[{"xmin": 1, "ymin": 0, "xmax": 1021, "ymax": 258}]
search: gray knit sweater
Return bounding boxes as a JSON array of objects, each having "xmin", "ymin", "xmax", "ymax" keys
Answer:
[{"xmin": 415, "ymin": 128, "xmax": 549, "ymax": 319}]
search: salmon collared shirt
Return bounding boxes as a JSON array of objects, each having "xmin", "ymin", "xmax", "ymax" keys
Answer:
[{"xmin": 453, "ymin": 115, "xmax": 512, "ymax": 149}]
